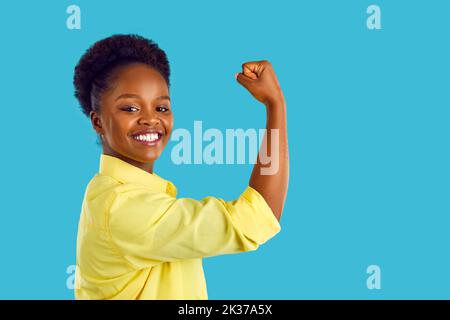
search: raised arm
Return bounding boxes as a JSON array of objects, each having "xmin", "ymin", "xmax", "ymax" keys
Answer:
[{"xmin": 236, "ymin": 60, "xmax": 289, "ymax": 222}]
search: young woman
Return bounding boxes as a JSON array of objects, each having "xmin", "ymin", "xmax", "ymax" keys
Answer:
[{"xmin": 73, "ymin": 34, "xmax": 289, "ymax": 300}]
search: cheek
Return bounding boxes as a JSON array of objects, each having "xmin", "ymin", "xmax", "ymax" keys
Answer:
[
  {"xmin": 107, "ymin": 116, "xmax": 132, "ymax": 138},
  {"xmin": 163, "ymin": 115, "xmax": 174, "ymax": 136}
]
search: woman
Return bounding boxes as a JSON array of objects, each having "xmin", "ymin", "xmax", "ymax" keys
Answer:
[{"xmin": 73, "ymin": 34, "xmax": 289, "ymax": 299}]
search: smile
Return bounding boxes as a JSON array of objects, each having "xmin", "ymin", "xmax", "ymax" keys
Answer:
[{"xmin": 131, "ymin": 133, "xmax": 163, "ymax": 146}]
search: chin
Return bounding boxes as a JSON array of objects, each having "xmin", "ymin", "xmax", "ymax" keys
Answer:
[{"xmin": 136, "ymin": 149, "xmax": 165, "ymax": 162}]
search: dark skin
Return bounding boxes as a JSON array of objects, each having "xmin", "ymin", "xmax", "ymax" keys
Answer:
[
  {"xmin": 91, "ymin": 61, "xmax": 289, "ymax": 222},
  {"xmin": 90, "ymin": 63, "xmax": 173, "ymax": 173},
  {"xmin": 236, "ymin": 61, "xmax": 289, "ymax": 222}
]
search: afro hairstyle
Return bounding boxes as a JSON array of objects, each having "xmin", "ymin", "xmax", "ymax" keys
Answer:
[{"xmin": 73, "ymin": 34, "xmax": 170, "ymax": 118}]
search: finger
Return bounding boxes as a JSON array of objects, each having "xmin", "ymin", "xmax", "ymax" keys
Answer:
[
  {"xmin": 242, "ymin": 61, "xmax": 266, "ymax": 79},
  {"xmin": 243, "ymin": 65, "xmax": 258, "ymax": 80},
  {"xmin": 236, "ymin": 72, "xmax": 255, "ymax": 90}
]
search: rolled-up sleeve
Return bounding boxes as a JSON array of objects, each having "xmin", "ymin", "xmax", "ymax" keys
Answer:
[{"xmin": 107, "ymin": 185, "xmax": 281, "ymax": 268}]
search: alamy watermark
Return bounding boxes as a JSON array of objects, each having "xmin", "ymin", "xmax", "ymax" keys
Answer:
[
  {"xmin": 66, "ymin": 5, "xmax": 81, "ymax": 30},
  {"xmin": 170, "ymin": 121, "xmax": 280, "ymax": 175},
  {"xmin": 366, "ymin": 264, "xmax": 382, "ymax": 290},
  {"xmin": 66, "ymin": 265, "xmax": 75, "ymax": 290},
  {"xmin": 367, "ymin": 4, "xmax": 382, "ymax": 30}
]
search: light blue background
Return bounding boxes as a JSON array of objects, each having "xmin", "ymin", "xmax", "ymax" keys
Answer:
[{"xmin": 0, "ymin": 0, "xmax": 449, "ymax": 299}]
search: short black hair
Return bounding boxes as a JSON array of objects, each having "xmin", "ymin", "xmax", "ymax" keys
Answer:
[{"xmin": 73, "ymin": 34, "xmax": 170, "ymax": 118}]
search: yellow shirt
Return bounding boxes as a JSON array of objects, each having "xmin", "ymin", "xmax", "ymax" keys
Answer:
[{"xmin": 75, "ymin": 154, "xmax": 281, "ymax": 300}]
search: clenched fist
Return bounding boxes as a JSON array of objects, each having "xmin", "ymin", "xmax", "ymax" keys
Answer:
[{"xmin": 235, "ymin": 60, "xmax": 285, "ymax": 107}]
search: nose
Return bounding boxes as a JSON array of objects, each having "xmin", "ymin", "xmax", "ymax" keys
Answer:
[{"xmin": 137, "ymin": 108, "xmax": 161, "ymax": 126}]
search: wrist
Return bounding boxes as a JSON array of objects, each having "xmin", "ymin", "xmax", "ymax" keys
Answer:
[{"xmin": 264, "ymin": 94, "xmax": 286, "ymax": 111}]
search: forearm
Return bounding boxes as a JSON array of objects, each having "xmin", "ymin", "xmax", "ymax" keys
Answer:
[{"xmin": 249, "ymin": 97, "xmax": 289, "ymax": 221}]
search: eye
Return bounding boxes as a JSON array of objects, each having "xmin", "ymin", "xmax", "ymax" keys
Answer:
[
  {"xmin": 121, "ymin": 105, "xmax": 139, "ymax": 112},
  {"xmin": 156, "ymin": 105, "xmax": 170, "ymax": 113}
]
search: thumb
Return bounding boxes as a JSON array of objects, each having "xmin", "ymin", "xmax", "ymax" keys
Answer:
[{"xmin": 235, "ymin": 72, "xmax": 254, "ymax": 90}]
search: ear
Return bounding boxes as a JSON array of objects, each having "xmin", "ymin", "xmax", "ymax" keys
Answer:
[{"xmin": 90, "ymin": 110, "xmax": 104, "ymax": 135}]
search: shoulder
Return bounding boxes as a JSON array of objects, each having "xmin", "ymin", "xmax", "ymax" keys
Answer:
[{"xmin": 85, "ymin": 173, "xmax": 149, "ymax": 202}]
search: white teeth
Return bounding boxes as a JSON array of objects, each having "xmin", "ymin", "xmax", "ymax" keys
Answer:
[{"xmin": 134, "ymin": 133, "xmax": 160, "ymax": 142}]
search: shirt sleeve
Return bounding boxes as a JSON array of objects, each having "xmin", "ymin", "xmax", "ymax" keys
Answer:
[{"xmin": 107, "ymin": 185, "xmax": 281, "ymax": 268}]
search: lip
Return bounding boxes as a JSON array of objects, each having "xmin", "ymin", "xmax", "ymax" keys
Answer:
[
  {"xmin": 131, "ymin": 128, "xmax": 164, "ymax": 136},
  {"xmin": 130, "ymin": 129, "xmax": 164, "ymax": 147}
]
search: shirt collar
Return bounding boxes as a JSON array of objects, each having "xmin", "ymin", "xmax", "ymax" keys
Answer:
[{"xmin": 98, "ymin": 154, "xmax": 177, "ymax": 197}]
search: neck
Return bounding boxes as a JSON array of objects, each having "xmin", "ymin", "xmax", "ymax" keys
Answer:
[{"xmin": 102, "ymin": 148, "xmax": 155, "ymax": 174}]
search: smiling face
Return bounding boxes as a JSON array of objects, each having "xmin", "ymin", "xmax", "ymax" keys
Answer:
[{"xmin": 90, "ymin": 63, "xmax": 173, "ymax": 172}]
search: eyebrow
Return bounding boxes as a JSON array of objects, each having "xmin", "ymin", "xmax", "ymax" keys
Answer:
[{"xmin": 115, "ymin": 93, "xmax": 171, "ymax": 102}]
